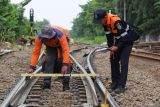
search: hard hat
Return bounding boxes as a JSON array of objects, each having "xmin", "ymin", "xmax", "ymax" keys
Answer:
[
  {"xmin": 93, "ymin": 9, "xmax": 106, "ymax": 24},
  {"xmin": 38, "ymin": 26, "xmax": 56, "ymax": 39}
]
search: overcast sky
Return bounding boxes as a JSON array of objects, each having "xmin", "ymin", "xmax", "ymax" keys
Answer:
[{"xmin": 11, "ymin": 0, "xmax": 88, "ymax": 30}]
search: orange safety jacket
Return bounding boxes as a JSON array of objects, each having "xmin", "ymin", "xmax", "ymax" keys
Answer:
[
  {"xmin": 105, "ymin": 13, "xmax": 121, "ymax": 34},
  {"xmin": 43, "ymin": 26, "xmax": 72, "ymax": 59},
  {"xmin": 42, "ymin": 26, "xmax": 73, "ymax": 67},
  {"xmin": 52, "ymin": 26, "xmax": 71, "ymax": 60},
  {"xmin": 52, "ymin": 25, "xmax": 71, "ymax": 42},
  {"xmin": 31, "ymin": 26, "xmax": 70, "ymax": 67}
]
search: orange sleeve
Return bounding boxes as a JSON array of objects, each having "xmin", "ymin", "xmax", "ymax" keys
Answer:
[
  {"xmin": 59, "ymin": 35, "xmax": 70, "ymax": 64},
  {"xmin": 31, "ymin": 37, "xmax": 42, "ymax": 66}
]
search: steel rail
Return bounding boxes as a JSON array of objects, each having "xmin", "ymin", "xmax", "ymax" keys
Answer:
[
  {"xmin": 10, "ymin": 78, "xmax": 39, "ymax": 106},
  {"xmin": 70, "ymin": 55, "xmax": 99, "ymax": 106},
  {"xmin": 87, "ymin": 47, "xmax": 120, "ymax": 107},
  {"xmin": 131, "ymin": 51, "xmax": 160, "ymax": 61},
  {"xmin": 131, "ymin": 53, "xmax": 160, "ymax": 61},
  {"xmin": 132, "ymin": 50, "xmax": 160, "ymax": 56},
  {"xmin": 0, "ymin": 50, "xmax": 13, "ymax": 57},
  {"xmin": 0, "ymin": 66, "xmax": 42, "ymax": 107},
  {"xmin": 1, "ymin": 47, "xmax": 98, "ymax": 107},
  {"xmin": 0, "ymin": 47, "xmax": 89, "ymax": 107}
]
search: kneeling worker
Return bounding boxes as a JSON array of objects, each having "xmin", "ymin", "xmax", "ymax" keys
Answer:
[{"xmin": 29, "ymin": 25, "xmax": 71, "ymax": 91}]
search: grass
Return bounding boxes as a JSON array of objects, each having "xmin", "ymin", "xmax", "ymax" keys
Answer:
[{"xmin": 74, "ymin": 36, "xmax": 106, "ymax": 44}]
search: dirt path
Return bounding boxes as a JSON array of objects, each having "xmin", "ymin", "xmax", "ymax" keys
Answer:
[
  {"xmin": 0, "ymin": 46, "xmax": 33, "ymax": 104},
  {"xmin": 93, "ymin": 51, "xmax": 160, "ymax": 107}
]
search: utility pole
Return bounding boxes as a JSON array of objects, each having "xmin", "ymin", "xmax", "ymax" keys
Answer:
[
  {"xmin": 30, "ymin": 8, "xmax": 34, "ymax": 36},
  {"xmin": 124, "ymin": 0, "xmax": 126, "ymax": 21}
]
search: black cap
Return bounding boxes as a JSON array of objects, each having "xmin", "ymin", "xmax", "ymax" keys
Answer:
[
  {"xmin": 38, "ymin": 26, "xmax": 56, "ymax": 39},
  {"xmin": 93, "ymin": 9, "xmax": 106, "ymax": 24}
]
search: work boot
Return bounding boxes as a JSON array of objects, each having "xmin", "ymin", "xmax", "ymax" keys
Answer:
[
  {"xmin": 114, "ymin": 86, "xmax": 125, "ymax": 94},
  {"xmin": 42, "ymin": 82, "xmax": 51, "ymax": 90},
  {"xmin": 63, "ymin": 80, "xmax": 70, "ymax": 91},
  {"xmin": 108, "ymin": 83, "xmax": 118, "ymax": 93}
]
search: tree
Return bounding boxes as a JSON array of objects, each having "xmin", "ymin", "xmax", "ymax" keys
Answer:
[
  {"xmin": 71, "ymin": 0, "xmax": 160, "ymax": 39},
  {"xmin": 0, "ymin": 0, "xmax": 32, "ymax": 42}
]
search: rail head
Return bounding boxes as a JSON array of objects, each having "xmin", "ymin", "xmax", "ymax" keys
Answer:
[
  {"xmin": 70, "ymin": 55, "xmax": 99, "ymax": 106},
  {"xmin": 0, "ymin": 66, "xmax": 42, "ymax": 107},
  {"xmin": 87, "ymin": 47, "xmax": 120, "ymax": 107},
  {"xmin": 0, "ymin": 49, "xmax": 13, "ymax": 57}
]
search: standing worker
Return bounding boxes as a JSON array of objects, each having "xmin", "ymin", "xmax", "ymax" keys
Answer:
[
  {"xmin": 29, "ymin": 25, "xmax": 71, "ymax": 91},
  {"xmin": 93, "ymin": 10, "xmax": 139, "ymax": 94}
]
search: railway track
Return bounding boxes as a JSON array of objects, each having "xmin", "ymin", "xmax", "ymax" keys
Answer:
[
  {"xmin": 72, "ymin": 46, "xmax": 120, "ymax": 107},
  {"xmin": 134, "ymin": 42, "xmax": 160, "ymax": 53},
  {"xmin": 1, "ymin": 44, "xmax": 159, "ymax": 107},
  {"xmin": 92, "ymin": 47, "xmax": 160, "ymax": 107},
  {"xmin": 1, "ymin": 46, "xmax": 121, "ymax": 107},
  {"xmin": 131, "ymin": 50, "xmax": 160, "ymax": 61},
  {"xmin": 85, "ymin": 48, "xmax": 120, "ymax": 107},
  {"xmin": 0, "ymin": 49, "xmax": 13, "ymax": 57}
]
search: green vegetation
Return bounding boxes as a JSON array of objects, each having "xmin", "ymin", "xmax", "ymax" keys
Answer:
[
  {"xmin": 71, "ymin": 0, "xmax": 160, "ymax": 44},
  {"xmin": 0, "ymin": 0, "xmax": 160, "ymax": 44},
  {"xmin": 0, "ymin": 0, "xmax": 31, "ymax": 42},
  {"xmin": 0, "ymin": 0, "xmax": 49, "ymax": 43},
  {"xmin": 0, "ymin": 0, "xmax": 19, "ymax": 42},
  {"xmin": 34, "ymin": 19, "xmax": 50, "ymax": 33},
  {"xmin": 75, "ymin": 36, "xmax": 106, "ymax": 44}
]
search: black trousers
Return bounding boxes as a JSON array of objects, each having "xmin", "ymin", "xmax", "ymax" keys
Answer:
[
  {"xmin": 44, "ymin": 46, "xmax": 71, "ymax": 84},
  {"xmin": 110, "ymin": 44, "xmax": 133, "ymax": 88}
]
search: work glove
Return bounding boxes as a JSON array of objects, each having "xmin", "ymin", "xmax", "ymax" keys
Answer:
[
  {"xmin": 61, "ymin": 64, "xmax": 68, "ymax": 74},
  {"xmin": 26, "ymin": 66, "xmax": 36, "ymax": 80},
  {"xmin": 108, "ymin": 46, "xmax": 118, "ymax": 53},
  {"xmin": 108, "ymin": 46, "xmax": 118, "ymax": 60},
  {"xmin": 28, "ymin": 65, "xmax": 36, "ymax": 73}
]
